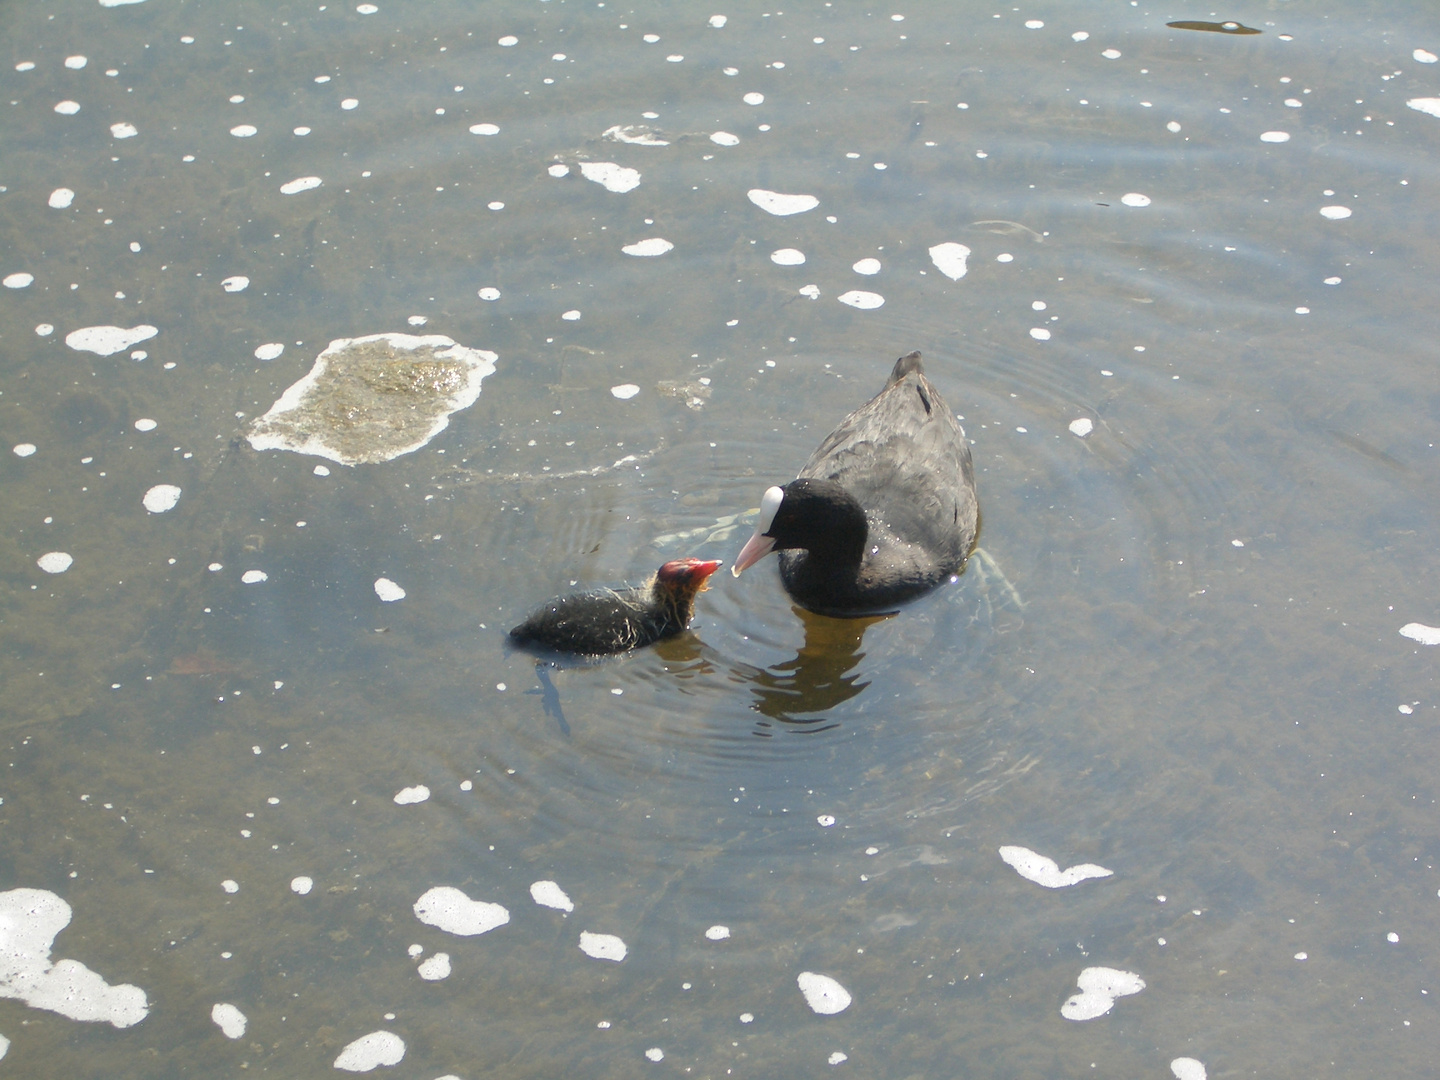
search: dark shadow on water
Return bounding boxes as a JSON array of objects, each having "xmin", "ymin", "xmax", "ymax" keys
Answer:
[{"xmin": 744, "ymin": 607, "xmax": 891, "ymax": 735}]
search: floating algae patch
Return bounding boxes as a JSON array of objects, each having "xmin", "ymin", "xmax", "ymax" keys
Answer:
[{"xmin": 246, "ymin": 333, "xmax": 496, "ymax": 465}]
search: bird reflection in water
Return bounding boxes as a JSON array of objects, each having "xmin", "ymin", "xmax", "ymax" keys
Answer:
[{"xmin": 747, "ymin": 608, "xmax": 891, "ymax": 735}]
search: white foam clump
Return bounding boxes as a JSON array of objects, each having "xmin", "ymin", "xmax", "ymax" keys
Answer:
[
  {"xmin": 65, "ymin": 324, "xmax": 158, "ymax": 356},
  {"xmin": 1171, "ymin": 1058, "xmax": 1207, "ymax": 1080},
  {"xmin": 54, "ymin": 100, "xmax": 81, "ymax": 115},
  {"xmin": 578, "ymin": 931, "xmax": 627, "ymax": 962},
  {"xmin": 548, "ymin": 163, "xmax": 570, "ymax": 177},
  {"xmin": 134, "ymin": 418, "xmax": 157, "ymax": 432},
  {"xmin": 710, "ymin": 131, "xmax": 739, "ymax": 146},
  {"xmin": 622, "ymin": 237, "xmax": 673, "ymax": 256},
  {"xmin": 393, "ymin": 785, "xmax": 429, "ymax": 804},
  {"xmin": 66, "ymin": 55, "xmax": 88, "ymax": 69},
  {"xmin": 530, "ymin": 880, "xmax": 574, "ymax": 912},
  {"xmin": 1060, "ymin": 966, "xmax": 1145, "ymax": 1020},
  {"xmin": 478, "ymin": 287, "xmax": 501, "ymax": 300},
  {"xmin": 37, "ymin": 552, "xmax": 73, "ymax": 574},
  {"xmin": 611, "ymin": 383, "xmax": 641, "ymax": 399},
  {"xmin": 211, "ymin": 1002, "xmax": 247, "ymax": 1039},
  {"xmin": 771, "ymin": 248, "xmax": 806, "ymax": 265},
  {"xmin": 14, "ymin": 443, "xmax": 37, "ymax": 457},
  {"xmin": 98, "ymin": 0, "xmax": 148, "ymax": 6},
  {"xmin": 747, "ymin": 188, "xmax": 819, "ymax": 216},
  {"xmin": 1406, "ymin": 98, "xmax": 1440, "ymax": 118},
  {"xmin": 374, "ymin": 577, "xmax": 406, "ymax": 602},
  {"xmin": 1260, "ymin": 131, "xmax": 1290, "ymax": 143},
  {"xmin": 4, "ymin": 273, "xmax": 35, "ymax": 289},
  {"xmin": 604, "ymin": 124, "xmax": 670, "ymax": 146},
  {"xmin": 241, "ymin": 570, "xmax": 268, "ymax": 584},
  {"xmin": 49, "ymin": 188, "xmax": 75, "ymax": 208},
  {"xmin": 1029, "ymin": 328, "xmax": 1052, "ymax": 341},
  {"xmin": 829, "ymin": 1051, "xmax": 848, "ymax": 1065},
  {"xmin": 1415, "ymin": 49, "xmax": 1438, "ymax": 64},
  {"xmin": 837, "ymin": 290, "xmax": 884, "ymax": 310},
  {"xmin": 334, "ymin": 1031, "xmax": 406, "ymax": 1072},
  {"xmin": 797, "ymin": 971, "xmax": 851, "ymax": 1015},
  {"xmin": 799, "ymin": 284, "xmax": 820, "ymax": 299},
  {"xmin": 743, "ymin": 92, "xmax": 765, "ymax": 105},
  {"xmin": 929, "ymin": 242, "xmax": 970, "ymax": 280},
  {"xmin": 1121, "ymin": 192, "xmax": 1151, "ymax": 207},
  {"xmin": 291, "ymin": 876, "xmax": 314, "ymax": 895},
  {"xmin": 1069, "ymin": 418, "xmax": 1094, "ymax": 438},
  {"xmin": 709, "ymin": 15, "xmax": 727, "ymax": 27},
  {"xmin": 279, "ymin": 176, "xmax": 322, "ymax": 195},
  {"xmin": 1320, "ymin": 206, "xmax": 1352, "ymax": 220},
  {"xmin": 852, "ymin": 258, "xmax": 881, "ymax": 275},
  {"xmin": 705, "ymin": 925, "xmax": 730, "ymax": 940},
  {"xmin": 579, "ymin": 161, "xmax": 641, "ymax": 193},
  {"xmin": 1101, "ymin": 48, "xmax": 1122, "ymax": 59},
  {"xmin": 1400, "ymin": 622, "xmax": 1440, "ymax": 645},
  {"xmin": 414, "ymin": 886, "xmax": 510, "ymax": 936},
  {"xmin": 230, "ymin": 124, "xmax": 257, "ymax": 137},
  {"xmin": 469, "ymin": 122, "xmax": 500, "ymax": 135},
  {"xmin": 222, "ymin": 275, "xmax": 250, "ymax": 292},
  {"xmin": 142, "ymin": 484, "xmax": 182, "ymax": 513},
  {"xmin": 0, "ymin": 888, "xmax": 150, "ymax": 1027},
  {"xmin": 417, "ymin": 952, "xmax": 451, "ymax": 980},
  {"xmin": 357, "ymin": 3, "xmax": 379, "ymax": 13},
  {"xmin": 254, "ymin": 343, "xmax": 284, "ymax": 360},
  {"xmin": 110, "ymin": 122, "xmax": 138, "ymax": 139},
  {"xmin": 561, "ymin": 309, "xmax": 581, "ymax": 321},
  {"xmin": 999, "ymin": 845, "xmax": 1112, "ymax": 888}
]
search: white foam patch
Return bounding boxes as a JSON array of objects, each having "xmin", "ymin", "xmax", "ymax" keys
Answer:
[
  {"xmin": 393, "ymin": 785, "xmax": 429, "ymax": 805},
  {"xmin": 37, "ymin": 552, "xmax": 73, "ymax": 574},
  {"xmin": 279, "ymin": 176, "xmax": 322, "ymax": 195},
  {"xmin": 110, "ymin": 122, "xmax": 138, "ymax": 139},
  {"xmin": 66, "ymin": 55, "xmax": 88, "ymax": 69},
  {"xmin": 469, "ymin": 122, "xmax": 500, "ymax": 135},
  {"xmin": 705, "ymin": 925, "xmax": 730, "ymax": 940},
  {"xmin": 1101, "ymin": 48, "xmax": 1121, "ymax": 59},
  {"xmin": 0, "ymin": 888, "xmax": 149, "ymax": 1027},
  {"xmin": 578, "ymin": 932, "xmax": 627, "ymax": 961},
  {"xmin": 1171, "ymin": 1058, "xmax": 1206, "ymax": 1080},
  {"xmin": 478, "ymin": 286, "xmax": 500, "ymax": 300},
  {"xmin": 1121, "ymin": 192, "xmax": 1150, "ymax": 207},
  {"xmin": 999, "ymin": 846, "xmax": 1112, "ymax": 888},
  {"xmin": 142, "ymin": 484, "xmax": 182, "ymax": 514},
  {"xmin": 498, "ymin": 35, "xmax": 518, "ymax": 46},
  {"xmin": 255, "ymin": 343, "xmax": 284, "ymax": 360},
  {"xmin": 799, "ymin": 284, "xmax": 820, "ymax": 298},
  {"xmin": 829, "ymin": 1051, "xmax": 848, "ymax": 1065},
  {"xmin": 1069, "ymin": 418, "xmax": 1094, "ymax": 438},
  {"xmin": 603, "ymin": 124, "xmax": 669, "ymax": 146},
  {"xmin": 797, "ymin": 971, "xmax": 851, "ymax": 1015},
  {"xmin": 230, "ymin": 124, "xmax": 257, "ymax": 137},
  {"xmin": 413, "ymin": 886, "xmax": 510, "ymax": 936},
  {"xmin": 1415, "ymin": 49, "xmax": 1438, "ymax": 64},
  {"xmin": 747, "ymin": 188, "xmax": 819, "ymax": 215},
  {"xmin": 49, "ymin": 188, "xmax": 75, "ymax": 208},
  {"xmin": 852, "ymin": 258, "xmax": 881, "ymax": 275},
  {"xmin": 134, "ymin": 418, "xmax": 156, "ymax": 432},
  {"xmin": 357, "ymin": 3, "xmax": 379, "ymax": 13},
  {"xmin": 374, "ymin": 577, "xmax": 406, "ymax": 602},
  {"xmin": 1406, "ymin": 98, "xmax": 1440, "ymax": 118},
  {"xmin": 211, "ymin": 1002, "xmax": 247, "ymax": 1039},
  {"xmin": 14, "ymin": 443, "xmax": 37, "ymax": 457},
  {"xmin": 579, "ymin": 161, "xmax": 641, "ymax": 193},
  {"xmin": 54, "ymin": 100, "xmax": 81, "ymax": 115},
  {"xmin": 561, "ymin": 310, "xmax": 581, "ymax": 321},
  {"xmin": 291, "ymin": 876, "xmax": 314, "ymax": 895},
  {"xmin": 341, "ymin": 98, "xmax": 358, "ymax": 110},
  {"xmin": 241, "ymin": 570, "xmax": 268, "ymax": 584},
  {"xmin": 646, "ymin": 1047, "xmax": 665, "ymax": 1061},
  {"xmin": 1260, "ymin": 131, "xmax": 1290, "ymax": 143},
  {"xmin": 621, "ymin": 237, "xmax": 673, "ymax": 256},
  {"xmin": 743, "ymin": 92, "xmax": 764, "ymax": 105},
  {"xmin": 1060, "ymin": 966, "xmax": 1145, "ymax": 1020},
  {"xmin": 611, "ymin": 384, "xmax": 641, "ymax": 399},
  {"xmin": 548, "ymin": 163, "xmax": 570, "ymax": 177},
  {"xmin": 417, "ymin": 952, "xmax": 451, "ymax": 980},
  {"xmin": 1320, "ymin": 205, "xmax": 1352, "ymax": 220},
  {"xmin": 334, "ymin": 1031, "xmax": 405, "ymax": 1072},
  {"xmin": 710, "ymin": 131, "xmax": 739, "ymax": 146},
  {"xmin": 222, "ymin": 275, "xmax": 250, "ymax": 292},
  {"xmin": 530, "ymin": 881, "xmax": 574, "ymax": 912},
  {"xmin": 1400, "ymin": 622, "xmax": 1440, "ymax": 645},
  {"xmin": 771, "ymin": 248, "xmax": 806, "ymax": 265},
  {"xmin": 1072, "ymin": 31, "xmax": 1090, "ymax": 41},
  {"xmin": 1029, "ymin": 328, "xmax": 1051, "ymax": 340},
  {"xmin": 0, "ymin": 1034, "xmax": 8, "ymax": 1059},
  {"xmin": 709, "ymin": 15, "xmax": 727, "ymax": 27},
  {"xmin": 4, "ymin": 273, "xmax": 34, "ymax": 289},
  {"xmin": 65, "ymin": 324, "xmax": 158, "ymax": 356},
  {"xmin": 929, "ymin": 242, "xmax": 970, "ymax": 280},
  {"xmin": 98, "ymin": 0, "xmax": 148, "ymax": 6},
  {"xmin": 837, "ymin": 290, "xmax": 883, "ymax": 310}
]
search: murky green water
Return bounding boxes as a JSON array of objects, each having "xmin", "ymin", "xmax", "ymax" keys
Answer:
[{"xmin": 2, "ymin": 1, "xmax": 1438, "ymax": 1076}]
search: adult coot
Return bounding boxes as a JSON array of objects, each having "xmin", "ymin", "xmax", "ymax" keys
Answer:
[
  {"xmin": 509, "ymin": 558, "xmax": 722, "ymax": 654},
  {"xmin": 731, "ymin": 351, "xmax": 977, "ymax": 616}
]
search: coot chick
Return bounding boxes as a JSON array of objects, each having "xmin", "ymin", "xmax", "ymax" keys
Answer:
[
  {"xmin": 509, "ymin": 558, "xmax": 722, "ymax": 654},
  {"xmin": 732, "ymin": 351, "xmax": 977, "ymax": 616}
]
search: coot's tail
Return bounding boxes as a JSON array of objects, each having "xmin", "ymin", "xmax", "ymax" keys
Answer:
[{"xmin": 886, "ymin": 350, "xmax": 924, "ymax": 387}]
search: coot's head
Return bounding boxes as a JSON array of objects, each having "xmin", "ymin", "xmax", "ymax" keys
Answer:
[
  {"xmin": 731, "ymin": 479, "xmax": 867, "ymax": 576},
  {"xmin": 655, "ymin": 557, "xmax": 723, "ymax": 596}
]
